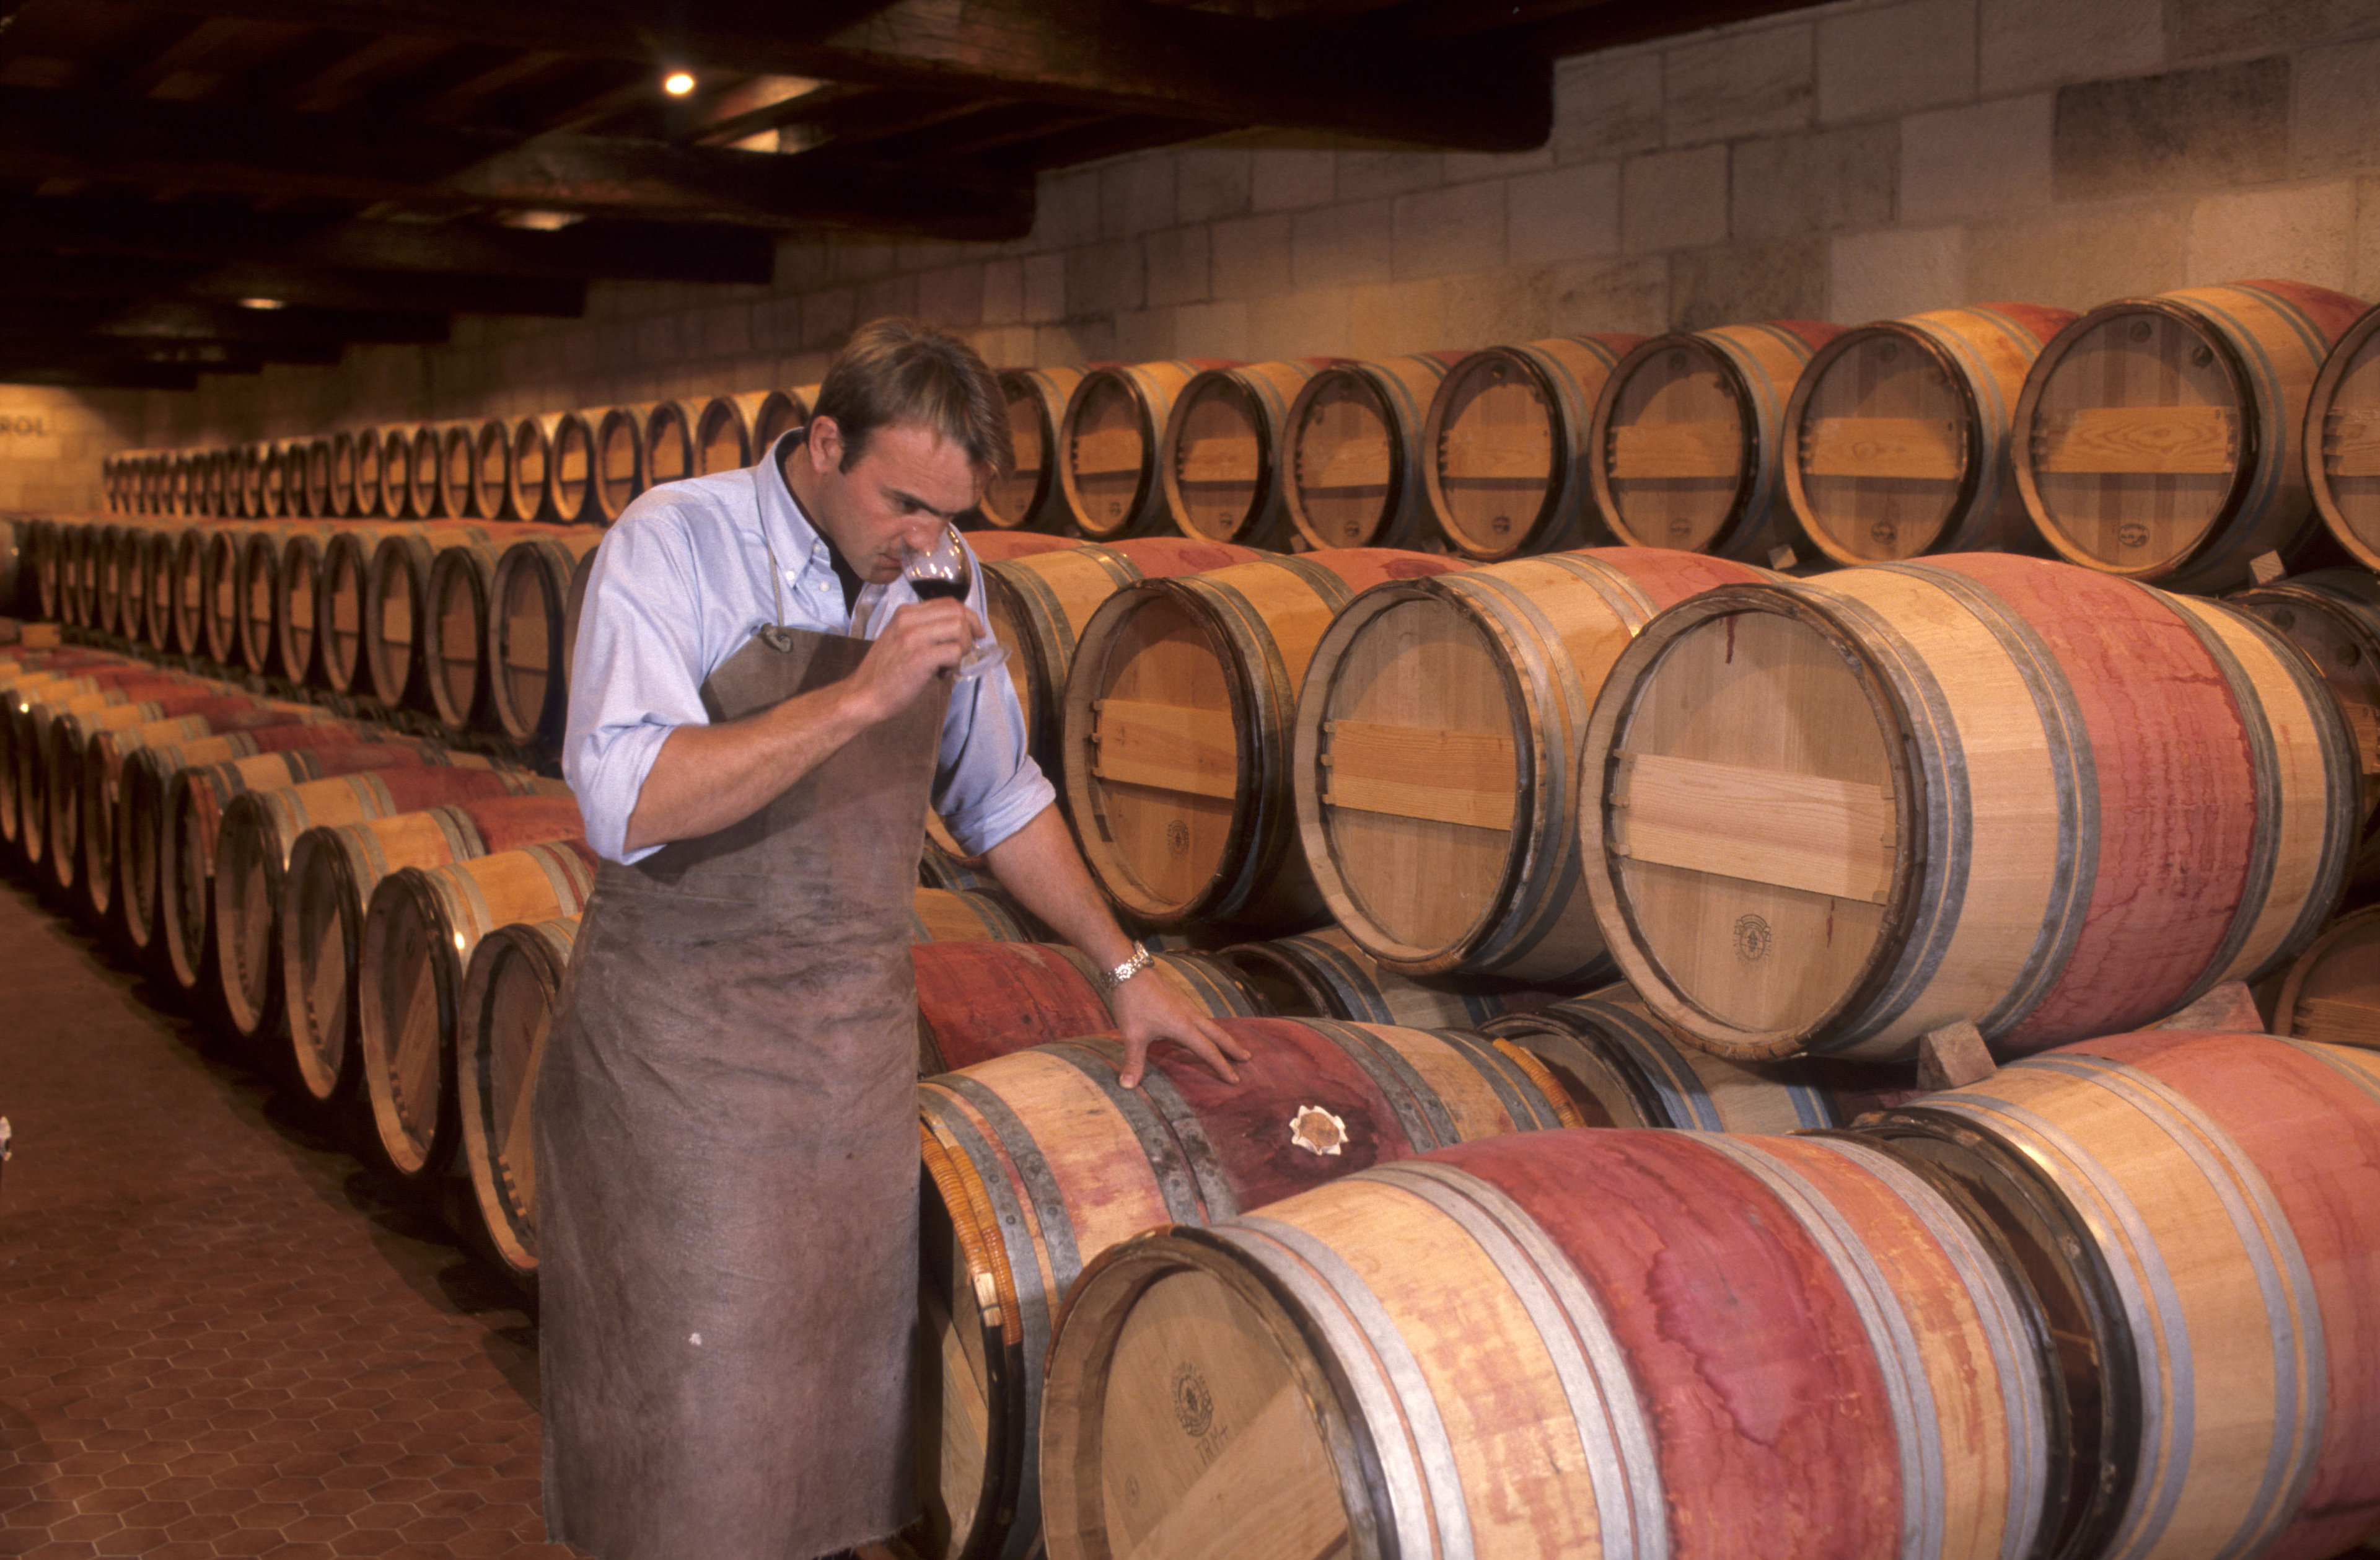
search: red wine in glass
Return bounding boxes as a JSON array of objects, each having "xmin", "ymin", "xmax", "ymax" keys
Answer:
[{"xmin": 902, "ymin": 526, "xmax": 1005, "ymax": 676}]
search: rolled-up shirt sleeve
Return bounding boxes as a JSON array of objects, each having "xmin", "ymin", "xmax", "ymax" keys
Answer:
[
  {"xmin": 562, "ymin": 509, "xmax": 713, "ymax": 865},
  {"xmin": 929, "ymin": 545, "xmax": 1056, "ymax": 857}
]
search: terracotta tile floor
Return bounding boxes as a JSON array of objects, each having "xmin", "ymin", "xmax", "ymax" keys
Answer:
[{"xmin": 0, "ymin": 874, "xmax": 579, "ymax": 1560}]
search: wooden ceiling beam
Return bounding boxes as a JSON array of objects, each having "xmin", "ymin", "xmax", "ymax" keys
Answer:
[
  {"xmin": 0, "ymin": 196, "xmax": 776, "ymax": 284},
  {"xmin": 0, "ymin": 83, "xmax": 1035, "ymax": 237},
  {"xmin": 0, "ymin": 297, "xmax": 447, "ymax": 347},
  {"xmin": 0, "ymin": 361, "xmax": 208, "ymax": 391},
  {"xmin": 105, "ymin": 0, "xmax": 1551, "ymax": 149},
  {"xmin": 0, "ymin": 249, "xmax": 584, "ymax": 315}
]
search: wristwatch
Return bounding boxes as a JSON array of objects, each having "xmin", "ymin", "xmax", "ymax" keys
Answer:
[{"xmin": 1101, "ymin": 940, "xmax": 1153, "ymax": 993}]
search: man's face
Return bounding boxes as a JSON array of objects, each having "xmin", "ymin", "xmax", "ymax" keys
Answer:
[{"xmin": 793, "ymin": 417, "xmax": 981, "ymax": 583}]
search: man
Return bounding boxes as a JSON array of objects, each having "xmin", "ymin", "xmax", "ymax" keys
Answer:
[{"xmin": 537, "ymin": 319, "xmax": 1249, "ymax": 1560}]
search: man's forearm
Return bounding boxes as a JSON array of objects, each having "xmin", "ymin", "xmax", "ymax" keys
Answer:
[
  {"xmin": 982, "ymin": 807, "xmax": 1137, "ymax": 970},
  {"xmin": 623, "ymin": 683, "xmax": 872, "ymax": 852}
]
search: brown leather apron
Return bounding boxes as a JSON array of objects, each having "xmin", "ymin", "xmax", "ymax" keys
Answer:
[{"xmin": 537, "ymin": 619, "xmax": 946, "ymax": 1560}]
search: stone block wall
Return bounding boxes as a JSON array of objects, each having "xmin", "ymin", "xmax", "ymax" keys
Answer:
[
  {"xmin": 112, "ymin": 0, "xmax": 2380, "ymax": 459},
  {"xmin": 0, "ymin": 387, "xmax": 144, "ymax": 518}
]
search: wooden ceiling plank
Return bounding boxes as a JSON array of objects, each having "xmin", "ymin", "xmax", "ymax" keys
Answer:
[
  {"xmin": 0, "ymin": 296, "xmax": 447, "ymax": 345},
  {"xmin": 0, "ymin": 82, "xmax": 1034, "ymax": 236},
  {"xmin": 99, "ymin": 0, "xmax": 1551, "ymax": 150},
  {"xmin": 0, "ymin": 195, "xmax": 776, "ymax": 283}
]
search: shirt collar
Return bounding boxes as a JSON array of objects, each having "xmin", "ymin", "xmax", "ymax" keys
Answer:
[{"xmin": 755, "ymin": 426, "xmax": 885, "ymax": 631}]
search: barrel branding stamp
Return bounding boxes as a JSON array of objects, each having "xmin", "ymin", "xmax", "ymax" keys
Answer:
[
  {"xmin": 1171, "ymin": 1362, "xmax": 1214, "ymax": 1438},
  {"xmin": 1288, "ymin": 1104, "xmax": 1347, "ymax": 1157},
  {"xmin": 1733, "ymin": 914, "xmax": 1772, "ymax": 963}
]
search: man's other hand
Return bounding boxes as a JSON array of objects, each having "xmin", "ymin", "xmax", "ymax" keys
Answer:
[{"xmin": 1108, "ymin": 972, "xmax": 1252, "ymax": 1088}]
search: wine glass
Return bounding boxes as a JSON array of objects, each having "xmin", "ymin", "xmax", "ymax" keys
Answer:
[{"xmin": 902, "ymin": 526, "xmax": 1005, "ymax": 677}]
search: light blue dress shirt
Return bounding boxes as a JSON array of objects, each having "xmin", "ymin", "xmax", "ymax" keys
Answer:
[{"xmin": 562, "ymin": 430, "xmax": 1057, "ymax": 866}]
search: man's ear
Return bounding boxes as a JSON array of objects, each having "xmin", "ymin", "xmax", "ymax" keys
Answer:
[{"xmin": 805, "ymin": 414, "xmax": 841, "ymax": 471}]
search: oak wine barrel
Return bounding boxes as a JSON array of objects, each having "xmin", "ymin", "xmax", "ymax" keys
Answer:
[
  {"xmin": 641, "ymin": 397, "xmax": 698, "ymax": 492},
  {"xmin": 1214, "ymin": 925, "xmax": 1551, "ymax": 1032},
  {"xmin": 198, "ymin": 524, "xmax": 248, "ymax": 664},
  {"xmin": 405, "ymin": 425, "xmax": 442, "ymax": 519},
  {"xmin": 272, "ymin": 527, "xmax": 333, "ymax": 685},
  {"xmin": 1591, "ymin": 319, "xmax": 1846, "ymax": 562},
  {"xmin": 695, "ymin": 392, "xmax": 763, "ymax": 475},
  {"xmin": 1423, "ymin": 334, "xmax": 1647, "ymax": 560},
  {"xmin": 981, "ymin": 536, "xmax": 1258, "ymax": 782},
  {"xmin": 1864, "ymin": 1030, "xmax": 2380, "ymax": 1560},
  {"xmin": 242, "ymin": 444, "xmax": 268, "ymax": 518},
  {"xmin": 327, "ymin": 431, "xmax": 359, "ymax": 518},
  {"xmin": 27, "ymin": 519, "xmax": 63, "ymax": 620},
  {"xmin": 142, "ymin": 525, "xmax": 182, "ymax": 651},
  {"xmin": 2272, "ymin": 904, "xmax": 2380, "ymax": 1047},
  {"xmin": 2013, "ymin": 280, "xmax": 2368, "ymax": 591},
  {"xmin": 1784, "ymin": 303, "xmax": 2076, "ymax": 563},
  {"xmin": 378, "ymin": 428, "xmax": 412, "ymax": 519},
  {"xmin": 317, "ymin": 524, "xmax": 400, "ymax": 694},
  {"xmin": 549, "ymin": 410, "xmax": 600, "ymax": 525},
  {"xmin": 357, "ymin": 839, "xmax": 603, "ymax": 1178},
  {"xmin": 2306, "ymin": 302, "xmax": 2380, "ymax": 568},
  {"xmin": 915, "ymin": 1016, "xmax": 1577, "ymax": 1560},
  {"xmin": 26, "ymin": 685, "xmax": 253, "ymax": 892},
  {"xmin": 487, "ymin": 531, "xmax": 604, "ymax": 747},
  {"xmin": 235, "ymin": 525, "xmax": 298, "ymax": 676},
  {"xmin": 1479, "ymin": 989, "xmax": 1881, "ymax": 1133},
  {"xmin": 1296, "ymin": 546, "xmax": 1769, "ymax": 983},
  {"xmin": 154, "ymin": 741, "xmax": 495, "ymax": 995},
  {"xmin": 1160, "ymin": 359, "xmax": 1328, "ymax": 547},
  {"xmin": 351, "ymin": 428, "xmax": 387, "ymax": 519},
  {"xmin": 592, "ymin": 403, "xmax": 649, "ymax": 523},
  {"xmin": 982, "ymin": 367, "xmax": 1084, "ymax": 531},
  {"xmin": 908, "ymin": 884, "xmax": 1035, "ymax": 945},
  {"xmin": 755, "ymin": 386, "xmax": 814, "ymax": 451},
  {"xmin": 86, "ymin": 521, "xmax": 123, "ymax": 637},
  {"xmin": 2227, "ymin": 568, "xmax": 2380, "ymax": 900},
  {"xmin": 913, "ymin": 935, "xmax": 1263, "ymax": 1075},
  {"xmin": 507, "ymin": 414, "xmax": 559, "ymax": 523},
  {"xmin": 910, "ymin": 941, "xmax": 1110, "ymax": 1072},
  {"xmin": 7, "ymin": 676, "xmax": 208, "ymax": 865},
  {"xmin": 364, "ymin": 522, "xmax": 498, "ymax": 710},
  {"xmin": 470, "ymin": 418, "xmax": 512, "ymax": 520},
  {"xmin": 1063, "ymin": 549, "xmax": 1470, "ymax": 931},
  {"xmin": 424, "ymin": 535, "xmax": 503, "ymax": 733},
  {"xmin": 426, "ymin": 423, "xmax": 468, "ymax": 519},
  {"xmin": 214, "ymin": 770, "xmax": 568, "ymax": 1047},
  {"xmin": 53, "ymin": 697, "xmax": 325, "ymax": 912},
  {"xmin": 259, "ymin": 442, "xmax": 292, "ymax": 519},
  {"xmin": 449, "ymin": 881, "xmax": 1021, "ymax": 1286},
  {"xmin": 1059, "ymin": 361, "xmax": 1229, "ymax": 539},
  {"xmin": 110, "ymin": 723, "xmax": 374, "ymax": 952},
  {"xmin": 281, "ymin": 793, "xmax": 587, "ymax": 1108},
  {"xmin": 456, "ymin": 913, "xmax": 578, "ymax": 1282},
  {"xmin": 1040, "ymin": 1123, "xmax": 2048, "ymax": 1560},
  {"xmin": 1581, "ymin": 553, "xmax": 2360, "ymax": 1062},
  {"xmin": 1284, "ymin": 351, "xmax": 1463, "ymax": 550}
]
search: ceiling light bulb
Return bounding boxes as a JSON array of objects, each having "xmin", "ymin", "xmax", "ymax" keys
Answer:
[
  {"xmin": 237, "ymin": 297, "xmax": 285, "ymax": 311},
  {"xmin": 663, "ymin": 71, "xmax": 695, "ymax": 96}
]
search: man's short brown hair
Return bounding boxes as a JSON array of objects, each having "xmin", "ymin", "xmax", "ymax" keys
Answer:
[{"xmin": 810, "ymin": 317, "xmax": 1012, "ymax": 476}]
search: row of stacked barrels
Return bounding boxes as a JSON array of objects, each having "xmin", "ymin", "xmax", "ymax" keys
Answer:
[
  {"xmin": 20, "ymin": 526, "xmax": 2380, "ymax": 1560},
  {"xmin": 6, "ymin": 510, "xmax": 601, "ymax": 754},
  {"xmin": 99, "ymin": 386, "xmax": 820, "ymax": 529},
  {"xmin": 17, "ymin": 305, "xmax": 2380, "ymax": 1560},
  {"xmin": 89, "ymin": 278, "xmax": 2380, "ymax": 586}
]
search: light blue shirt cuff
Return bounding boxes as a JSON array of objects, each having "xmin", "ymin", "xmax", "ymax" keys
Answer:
[
  {"xmin": 943, "ymin": 771, "xmax": 1058, "ymax": 859},
  {"xmin": 568, "ymin": 718, "xmax": 677, "ymax": 865}
]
